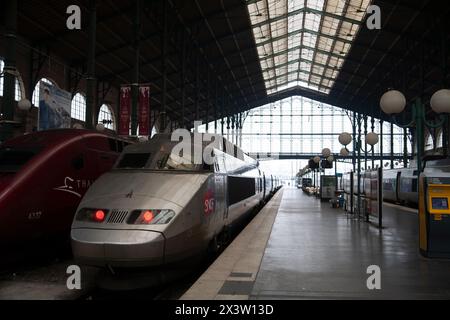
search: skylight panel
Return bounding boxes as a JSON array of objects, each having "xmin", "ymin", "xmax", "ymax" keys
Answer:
[{"xmin": 247, "ymin": 0, "xmax": 372, "ymax": 95}]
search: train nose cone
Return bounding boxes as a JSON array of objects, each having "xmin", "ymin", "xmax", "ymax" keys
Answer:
[{"xmin": 71, "ymin": 229, "xmax": 165, "ymax": 267}]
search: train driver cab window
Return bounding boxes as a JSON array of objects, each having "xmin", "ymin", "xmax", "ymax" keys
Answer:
[
  {"xmin": 0, "ymin": 147, "xmax": 40, "ymax": 172},
  {"xmin": 152, "ymin": 151, "xmax": 212, "ymax": 172},
  {"xmin": 117, "ymin": 153, "xmax": 151, "ymax": 169}
]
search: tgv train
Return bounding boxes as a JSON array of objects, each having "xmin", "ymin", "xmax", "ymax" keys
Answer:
[
  {"xmin": 71, "ymin": 133, "xmax": 281, "ymax": 282},
  {"xmin": 383, "ymin": 168, "xmax": 418, "ymax": 205},
  {"xmin": 343, "ymin": 168, "xmax": 419, "ymax": 207},
  {"xmin": 0, "ymin": 129, "xmax": 130, "ymax": 250}
]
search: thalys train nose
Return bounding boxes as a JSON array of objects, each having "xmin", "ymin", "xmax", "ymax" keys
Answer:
[{"xmin": 71, "ymin": 228, "xmax": 165, "ymax": 267}]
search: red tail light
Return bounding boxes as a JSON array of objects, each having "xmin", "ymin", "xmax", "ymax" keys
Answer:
[
  {"xmin": 143, "ymin": 210, "xmax": 154, "ymax": 223},
  {"xmin": 94, "ymin": 210, "xmax": 106, "ymax": 222}
]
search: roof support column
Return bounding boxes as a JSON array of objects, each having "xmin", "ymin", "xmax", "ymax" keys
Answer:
[
  {"xmin": 214, "ymin": 82, "xmax": 218, "ymax": 134},
  {"xmin": 0, "ymin": 0, "xmax": 18, "ymax": 141},
  {"xmin": 85, "ymin": 0, "xmax": 97, "ymax": 130},
  {"xmin": 442, "ymin": 26, "xmax": 449, "ymax": 157},
  {"xmin": 206, "ymin": 72, "xmax": 210, "ymax": 132},
  {"xmin": 364, "ymin": 115, "xmax": 368, "ymax": 171},
  {"xmin": 357, "ymin": 113, "xmax": 362, "ymax": 217},
  {"xmin": 131, "ymin": 0, "xmax": 141, "ymax": 136},
  {"xmin": 390, "ymin": 122, "xmax": 394, "ymax": 169},
  {"xmin": 180, "ymin": 33, "xmax": 186, "ymax": 129},
  {"xmin": 160, "ymin": 0, "xmax": 168, "ymax": 132},
  {"xmin": 380, "ymin": 119, "xmax": 384, "ymax": 169},
  {"xmin": 352, "ymin": 111, "xmax": 357, "ymax": 173},
  {"xmin": 195, "ymin": 55, "xmax": 200, "ymax": 129},
  {"xmin": 403, "ymin": 128, "xmax": 408, "ymax": 168},
  {"xmin": 371, "ymin": 117, "xmax": 375, "ymax": 169}
]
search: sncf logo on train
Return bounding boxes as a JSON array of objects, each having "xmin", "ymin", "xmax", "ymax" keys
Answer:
[{"xmin": 204, "ymin": 189, "xmax": 215, "ymax": 216}]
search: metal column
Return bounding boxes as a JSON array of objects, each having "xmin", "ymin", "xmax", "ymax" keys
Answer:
[
  {"xmin": 0, "ymin": 0, "xmax": 18, "ymax": 141},
  {"xmin": 131, "ymin": 0, "xmax": 141, "ymax": 136},
  {"xmin": 195, "ymin": 56, "xmax": 200, "ymax": 129},
  {"xmin": 380, "ymin": 119, "xmax": 384, "ymax": 168},
  {"xmin": 371, "ymin": 117, "xmax": 375, "ymax": 169},
  {"xmin": 357, "ymin": 113, "xmax": 362, "ymax": 217},
  {"xmin": 85, "ymin": 0, "xmax": 97, "ymax": 130},
  {"xmin": 403, "ymin": 127, "xmax": 408, "ymax": 167},
  {"xmin": 364, "ymin": 115, "xmax": 368, "ymax": 171},
  {"xmin": 160, "ymin": 0, "xmax": 168, "ymax": 132},
  {"xmin": 390, "ymin": 122, "xmax": 394, "ymax": 169},
  {"xmin": 180, "ymin": 33, "xmax": 186, "ymax": 129},
  {"xmin": 352, "ymin": 111, "xmax": 357, "ymax": 172}
]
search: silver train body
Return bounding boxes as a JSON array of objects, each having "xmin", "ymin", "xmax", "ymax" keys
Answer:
[
  {"xmin": 343, "ymin": 168, "xmax": 420, "ymax": 206},
  {"xmin": 382, "ymin": 168, "xmax": 418, "ymax": 205},
  {"xmin": 71, "ymin": 133, "xmax": 281, "ymax": 270}
]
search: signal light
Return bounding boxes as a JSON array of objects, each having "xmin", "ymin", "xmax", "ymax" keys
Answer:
[{"xmin": 94, "ymin": 210, "xmax": 105, "ymax": 222}]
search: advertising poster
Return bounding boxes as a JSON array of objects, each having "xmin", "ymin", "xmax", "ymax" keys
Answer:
[
  {"xmin": 38, "ymin": 82, "xmax": 72, "ymax": 131},
  {"xmin": 119, "ymin": 86, "xmax": 131, "ymax": 136},
  {"xmin": 138, "ymin": 86, "xmax": 150, "ymax": 136}
]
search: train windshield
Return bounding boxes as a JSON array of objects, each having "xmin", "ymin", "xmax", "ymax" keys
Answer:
[
  {"xmin": 152, "ymin": 152, "xmax": 212, "ymax": 171},
  {"xmin": 0, "ymin": 147, "xmax": 40, "ymax": 172},
  {"xmin": 117, "ymin": 153, "xmax": 151, "ymax": 169}
]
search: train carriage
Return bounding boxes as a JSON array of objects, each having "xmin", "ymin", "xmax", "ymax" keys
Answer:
[
  {"xmin": 71, "ymin": 133, "xmax": 280, "ymax": 277},
  {"xmin": 0, "ymin": 129, "xmax": 131, "ymax": 250}
]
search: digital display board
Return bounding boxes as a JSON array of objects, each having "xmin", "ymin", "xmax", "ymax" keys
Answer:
[{"xmin": 432, "ymin": 198, "xmax": 449, "ymax": 210}]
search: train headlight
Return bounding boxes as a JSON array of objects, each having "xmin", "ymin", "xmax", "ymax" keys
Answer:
[
  {"xmin": 127, "ymin": 209, "xmax": 175, "ymax": 225},
  {"xmin": 76, "ymin": 208, "xmax": 109, "ymax": 223}
]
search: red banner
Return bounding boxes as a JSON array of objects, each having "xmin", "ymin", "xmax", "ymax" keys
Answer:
[
  {"xmin": 138, "ymin": 86, "xmax": 150, "ymax": 136},
  {"xmin": 119, "ymin": 86, "xmax": 131, "ymax": 136}
]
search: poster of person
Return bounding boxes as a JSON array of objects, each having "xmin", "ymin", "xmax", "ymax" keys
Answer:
[{"xmin": 38, "ymin": 82, "xmax": 72, "ymax": 131}]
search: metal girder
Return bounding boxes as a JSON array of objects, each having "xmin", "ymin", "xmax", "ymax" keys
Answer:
[
  {"xmin": 35, "ymin": 4, "xmax": 136, "ymax": 45},
  {"xmin": 352, "ymin": 0, "xmax": 439, "ymax": 106},
  {"xmin": 220, "ymin": 0, "xmax": 258, "ymax": 101},
  {"xmin": 246, "ymin": 0, "xmax": 361, "ymax": 27},
  {"xmin": 193, "ymin": 0, "xmax": 249, "ymax": 109}
]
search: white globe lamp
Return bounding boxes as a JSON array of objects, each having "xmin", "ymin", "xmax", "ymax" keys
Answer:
[
  {"xmin": 322, "ymin": 148, "xmax": 331, "ymax": 158},
  {"xmin": 430, "ymin": 89, "xmax": 450, "ymax": 114},
  {"xmin": 366, "ymin": 132, "xmax": 379, "ymax": 146},
  {"xmin": 380, "ymin": 90, "xmax": 406, "ymax": 115},
  {"xmin": 339, "ymin": 132, "xmax": 352, "ymax": 146},
  {"xmin": 340, "ymin": 148, "xmax": 349, "ymax": 157}
]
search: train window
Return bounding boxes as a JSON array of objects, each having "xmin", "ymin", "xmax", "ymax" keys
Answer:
[
  {"xmin": 152, "ymin": 151, "xmax": 210, "ymax": 171},
  {"xmin": 71, "ymin": 155, "xmax": 84, "ymax": 170},
  {"xmin": 0, "ymin": 147, "xmax": 39, "ymax": 172},
  {"xmin": 228, "ymin": 176, "xmax": 256, "ymax": 205},
  {"xmin": 117, "ymin": 153, "xmax": 150, "ymax": 168}
]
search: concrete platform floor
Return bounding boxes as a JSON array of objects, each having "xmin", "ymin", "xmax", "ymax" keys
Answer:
[{"xmin": 251, "ymin": 188, "xmax": 450, "ymax": 300}]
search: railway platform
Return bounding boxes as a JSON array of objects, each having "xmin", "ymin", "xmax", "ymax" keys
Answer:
[{"xmin": 182, "ymin": 187, "xmax": 450, "ymax": 300}]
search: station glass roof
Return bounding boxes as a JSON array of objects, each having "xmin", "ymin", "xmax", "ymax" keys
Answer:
[{"xmin": 247, "ymin": 0, "xmax": 372, "ymax": 95}]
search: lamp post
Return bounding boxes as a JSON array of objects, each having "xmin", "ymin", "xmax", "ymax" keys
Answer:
[
  {"xmin": 313, "ymin": 155, "xmax": 321, "ymax": 190},
  {"xmin": 338, "ymin": 129, "xmax": 379, "ymax": 216},
  {"xmin": 380, "ymin": 89, "xmax": 450, "ymax": 174}
]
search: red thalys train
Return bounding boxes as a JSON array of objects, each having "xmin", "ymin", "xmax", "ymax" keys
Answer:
[{"xmin": 0, "ymin": 129, "xmax": 131, "ymax": 249}]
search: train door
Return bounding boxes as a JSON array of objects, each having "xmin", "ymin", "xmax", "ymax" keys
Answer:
[
  {"xmin": 395, "ymin": 171, "xmax": 401, "ymax": 202},
  {"xmin": 263, "ymin": 172, "xmax": 266, "ymax": 199},
  {"xmin": 214, "ymin": 151, "xmax": 228, "ymax": 221}
]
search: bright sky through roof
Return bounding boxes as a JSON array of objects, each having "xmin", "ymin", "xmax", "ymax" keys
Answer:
[{"xmin": 247, "ymin": 0, "xmax": 372, "ymax": 95}]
